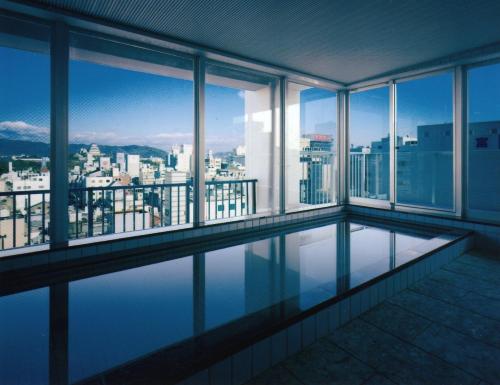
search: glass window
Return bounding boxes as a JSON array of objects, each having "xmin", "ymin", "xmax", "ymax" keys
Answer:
[
  {"xmin": 205, "ymin": 63, "xmax": 278, "ymax": 221},
  {"xmin": 349, "ymin": 86, "xmax": 390, "ymax": 200},
  {"xmin": 0, "ymin": 18, "xmax": 51, "ymax": 250},
  {"xmin": 286, "ymin": 83, "xmax": 337, "ymax": 210},
  {"xmin": 68, "ymin": 33, "xmax": 193, "ymax": 240},
  {"xmin": 396, "ymin": 72, "xmax": 454, "ymax": 209},
  {"xmin": 467, "ymin": 62, "xmax": 500, "ymax": 218}
]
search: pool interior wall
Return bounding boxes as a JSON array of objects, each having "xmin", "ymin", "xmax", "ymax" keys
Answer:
[
  {"xmin": 178, "ymin": 234, "xmax": 474, "ymax": 385},
  {"xmin": 0, "ymin": 213, "xmax": 473, "ymax": 385}
]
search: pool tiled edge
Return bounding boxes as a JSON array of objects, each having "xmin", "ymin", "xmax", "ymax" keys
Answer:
[
  {"xmin": 0, "ymin": 206, "xmax": 344, "ymax": 273},
  {"xmin": 178, "ymin": 231, "xmax": 474, "ymax": 385}
]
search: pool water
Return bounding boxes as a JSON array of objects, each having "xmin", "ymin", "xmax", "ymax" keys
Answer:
[{"xmin": 0, "ymin": 217, "xmax": 457, "ymax": 384}]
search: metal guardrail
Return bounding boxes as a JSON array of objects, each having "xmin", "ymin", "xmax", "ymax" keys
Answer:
[
  {"xmin": 0, "ymin": 189, "xmax": 50, "ymax": 249},
  {"xmin": 0, "ymin": 179, "xmax": 257, "ymax": 249},
  {"xmin": 299, "ymin": 150, "xmax": 334, "ymax": 205},
  {"xmin": 350, "ymin": 153, "xmax": 387, "ymax": 199}
]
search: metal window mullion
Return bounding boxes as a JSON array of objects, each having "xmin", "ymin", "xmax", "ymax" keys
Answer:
[
  {"xmin": 338, "ymin": 90, "xmax": 348, "ymax": 205},
  {"xmin": 194, "ymin": 56, "xmax": 206, "ymax": 226},
  {"xmin": 50, "ymin": 21, "xmax": 69, "ymax": 249},
  {"xmin": 454, "ymin": 65, "xmax": 465, "ymax": 218},
  {"xmin": 279, "ymin": 77, "xmax": 286, "ymax": 214},
  {"xmin": 389, "ymin": 80, "xmax": 396, "ymax": 207}
]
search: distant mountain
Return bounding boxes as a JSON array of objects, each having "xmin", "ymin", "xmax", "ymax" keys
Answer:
[
  {"xmin": 0, "ymin": 139, "xmax": 168, "ymax": 159},
  {"xmin": 0, "ymin": 139, "xmax": 50, "ymax": 157}
]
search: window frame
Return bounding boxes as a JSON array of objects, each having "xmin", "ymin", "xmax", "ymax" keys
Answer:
[
  {"xmin": 284, "ymin": 79, "xmax": 340, "ymax": 213},
  {"xmin": 463, "ymin": 57, "xmax": 500, "ymax": 223},
  {"xmin": 348, "ymin": 83, "xmax": 392, "ymax": 209}
]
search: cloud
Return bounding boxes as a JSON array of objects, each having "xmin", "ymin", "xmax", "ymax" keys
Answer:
[
  {"xmin": 69, "ymin": 131, "xmax": 120, "ymax": 144},
  {"xmin": 0, "ymin": 121, "xmax": 50, "ymax": 142},
  {"xmin": 0, "ymin": 120, "xmax": 237, "ymax": 151},
  {"xmin": 69, "ymin": 130, "xmax": 193, "ymax": 149},
  {"xmin": 237, "ymin": 90, "xmax": 246, "ymax": 99}
]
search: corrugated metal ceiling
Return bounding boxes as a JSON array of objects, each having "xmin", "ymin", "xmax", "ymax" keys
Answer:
[{"xmin": 22, "ymin": 0, "xmax": 500, "ymax": 84}]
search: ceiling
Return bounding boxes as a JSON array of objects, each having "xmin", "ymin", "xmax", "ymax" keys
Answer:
[{"xmin": 19, "ymin": 0, "xmax": 500, "ymax": 84}]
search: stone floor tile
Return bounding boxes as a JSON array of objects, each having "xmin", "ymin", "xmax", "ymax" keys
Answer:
[
  {"xmin": 457, "ymin": 253, "xmax": 500, "ymax": 273},
  {"xmin": 283, "ymin": 338, "xmax": 374, "ymax": 385},
  {"xmin": 443, "ymin": 260, "xmax": 500, "ymax": 286},
  {"xmin": 414, "ymin": 323, "xmax": 500, "ymax": 384},
  {"xmin": 388, "ymin": 289, "xmax": 500, "ymax": 348},
  {"xmin": 409, "ymin": 277, "xmax": 470, "ymax": 303},
  {"xmin": 453, "ymin": 291, "xmax": 500, "ymax": 321},
  {"xmin": 245, "ymin": 364, "xmax": 303, "ymax": 385},
  {"xmin": 362, "ymin": 373, "xmax": 397, "ymax": 385},
  {"xmin": 329, "ymin": 319, "xmax": 477, "ymax": 385},
  {"xmin": 429, "ymin": 269, "xmax": 500, "ymax": 301},
  {"xmin": 360, "ymin": 302, "xmax": 431, "ymax": 343}
]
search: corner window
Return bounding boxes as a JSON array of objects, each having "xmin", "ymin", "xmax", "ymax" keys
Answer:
[
  {"xmin": 395, "ymin": 72, "xmax": 454, "ymax": 210},
  {"xmin": 349, "ymin": 86, "xmax": 390, "ymax": 201},
  {"xmin": 205, "ymin": 62, "xmax": 278, "ymax": 221},
  {"xmin": 286, "ymin": 83, "xmax": 337, "ymax": 210},
  {"xmin": 467, "ymin": 62, "xmax": 500, "ymax": 216}
]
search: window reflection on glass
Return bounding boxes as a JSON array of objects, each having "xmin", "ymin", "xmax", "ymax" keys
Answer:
[
  {"xmin": 205, "ymin": 63, "xmax": 278, "ymax": 221},
  {"xmin": 0, "ymin": 21, "xmax": 51, "ymax": 250},
  {"xmin": 396, "ymin": 73, "xmax": 454, "ymax": 209},
  {"xmin": 349, "ymin": 86, "xmax": 390, "ymax": 200},
  {"xmin": 68, "ymin": 33, "xmax": 194, "ymax": 240},
  {"xmin": 467, "ymin": 62, "xmax": 500, "ymax": 216},
  {"xmin": 0, "ymin": 288, "xmax": 49, "ymax": 385},
  {"xmin": 68, "ymin": 257, "xmax": 193, "ymax": 383},
  {"xmin": 286, "ymin": 83, "xmax": 337, "ymax": 211}
]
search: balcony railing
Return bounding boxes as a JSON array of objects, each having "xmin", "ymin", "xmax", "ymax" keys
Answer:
[
  {"xmin": 0, "ymin": 179, "xmax": 257, "ymax": 250},
  {"xmin": 205, "ymin": 179, "xmax": 257, "ymax": 220},
  {"xmin": 350, "ymin": 153, "xmax": 388, "ymax": 199},
  {"xmin": 299, "ymin": 150, "xmax": 334, "ymax": 205},
  {"xmin": 0, "ymin": 189, "xmax": 50, "ymax": 249}
]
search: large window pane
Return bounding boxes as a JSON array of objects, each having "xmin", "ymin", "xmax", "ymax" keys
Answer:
[
  {"xmin": 68, "ymin": 33, "xmax": 193, "ymax": 240},
  {"xmin": 467, "ymin": 62, "xmax": 500, "ymax": 218},
  {"xmin": 286, "ymin": 83, "xmax": 337, "ymax": 210},
  {"xmin": 0, "ymin": 19, "xmax": 50, "ymax": 251},
  {"xmin": 205, "ymin": 63, "xmax": 278, "ymax": 221},
  {"xmin": 396, "ymin": 73, "xmax": 454, "ymax": 209},
  {"xmin": 349, "ymin": 86, "xmax": 390, "ymax": 200}
]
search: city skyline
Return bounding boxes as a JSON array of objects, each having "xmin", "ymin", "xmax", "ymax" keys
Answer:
[{"xmin": 6, "ymin": 46, "xmax": 500, "ymax": 154}]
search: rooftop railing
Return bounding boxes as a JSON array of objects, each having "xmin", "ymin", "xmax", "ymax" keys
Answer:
[
  {"xmin": 0, "ymin": 189, "xmax": 50, "ymax": 249},
  {"xmin": 0, "ymin": 179, "xmax": 257, "ymax": 250}
]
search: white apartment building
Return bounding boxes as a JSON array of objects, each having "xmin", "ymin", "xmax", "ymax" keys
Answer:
[
  {"xmin": 11, "ymin": 172, "xmax": 50, "ymax": 213},
  {"xmin": 126, "ymin": 154, "xmax": 140, "ymax": 178},
  {"xmin": 116, "ymin": 152, "xmax": 126, "ymax": 171},
  {"xmin": 99, "ymin": 156, "xmax": 111, "ymax": 170}
]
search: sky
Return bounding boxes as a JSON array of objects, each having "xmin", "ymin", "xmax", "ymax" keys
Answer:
[{"xmin": 1, "ymin": 46, "xmax": 499, "ymax": 153}]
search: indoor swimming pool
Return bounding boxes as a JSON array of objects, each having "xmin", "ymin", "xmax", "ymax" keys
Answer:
[{"xmin": 0, "ymin": 216, "xmax": 467, "ymax": 385}]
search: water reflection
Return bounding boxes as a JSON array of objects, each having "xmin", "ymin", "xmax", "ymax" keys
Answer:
[{"xmin": 0, "ymin": 219, "xmax": 437, "ymax": 384}]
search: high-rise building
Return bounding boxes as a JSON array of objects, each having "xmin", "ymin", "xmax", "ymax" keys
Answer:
[
  {"xmin": 116, "ymin": 152, "xmax": 126, "ymax": 171},
  {"xmin": 126, "ymin": 154, "xmax": 140, "ymax": 178},
  {"xmin": 99, "ymin": 156, "xmax": 111, "ymax": 171},
  {"xmin": 299, "ymin": 134, "xmax": 334, "ymax": 205}
]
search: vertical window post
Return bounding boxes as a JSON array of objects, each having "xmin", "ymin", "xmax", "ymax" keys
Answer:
[
  {"xmin": 193, "ymin": 56, "xmax": 206, "ymax": 226},
  {"xmin": 454, "ymin": 65, "xmax": 465, "ymax": 218},
  {"xmin": 338, "ymin": 89, "xmax": 348, "ymax": 205},
  {"xmin": 279, "ymin": 77, "xmax": 286, "ymax": 214},
  {"xmin": 50, "ymin": 21, "xmax": 69, "ymax": 249},
  {"xmin": 389, "ymin": 80, "xmax": 396, "ymax": 208}
]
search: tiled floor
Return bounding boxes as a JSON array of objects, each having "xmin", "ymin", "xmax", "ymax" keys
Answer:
[{"xmin": 246, "ymin": 249, "xmax": 500, "ymax": 385}]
